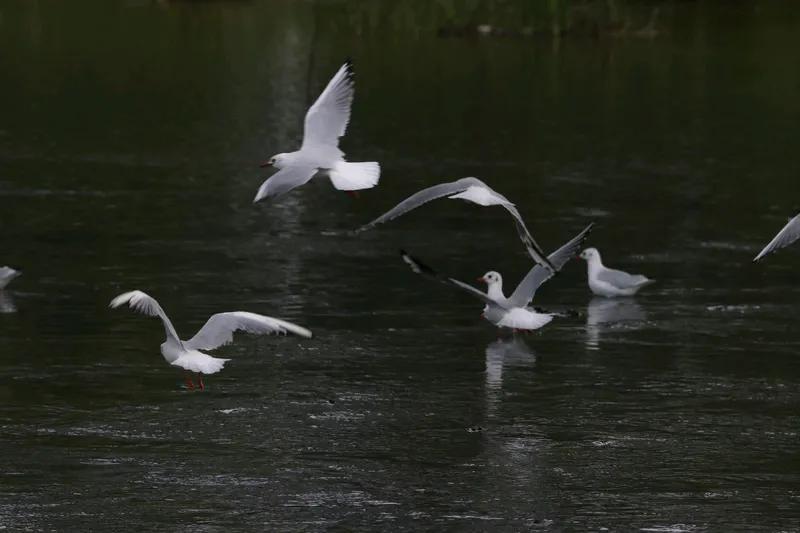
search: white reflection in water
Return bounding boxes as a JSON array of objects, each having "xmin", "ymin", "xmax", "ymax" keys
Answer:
[
  {"xmin": 0, "ymin": 291, "xmax": 16, "ymax": 313},
  {"xmin": 485, "ymin": 337, "xmax": 536, "ymax": 415},
  {"xmin": 585, "ymin": 297, "xmax": 646, "ymax": 350}
]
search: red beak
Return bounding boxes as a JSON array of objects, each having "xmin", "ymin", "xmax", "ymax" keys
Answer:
[
  {"xmin": 260, "ymin": 160, "xmax": 272, "ymax": 168},
  {"xmin": 477, "ymin": 277, "xmax": 485, "ymax": 283}
]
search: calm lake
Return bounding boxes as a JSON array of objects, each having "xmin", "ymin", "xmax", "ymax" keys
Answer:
[{"xmin": 1, "ymin": 1, "xmax": 799, "ymax": 530}]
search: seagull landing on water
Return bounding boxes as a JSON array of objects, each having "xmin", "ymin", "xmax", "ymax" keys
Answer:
[
  {"xmin": 753, "ymin": 213, "xmax": 800, "ymax": 262},
  {"xmin": 579, "ymin": 248, "xmax": 654, "ymax": 297},
  {"xmin": 0, "ymin": 267, "xmax": 21, "ymax": 290},
  {"xmin": 254, "ymin": 60, "xmax": 380, "ymax": 202},
  {"xmin": 358, "ymin": 177, "xmax": 556, "ymax": 273},
  {"xmin": 110, "ymin": 290, "xmax": 312, "ymax": 390},
  {"xmin": 401, "ymin": 223, "xmax": 593, "ymax": 332}
]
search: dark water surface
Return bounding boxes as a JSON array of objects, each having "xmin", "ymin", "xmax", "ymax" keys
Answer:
[{"xmin": 2, "ymin": 1, "xmax": 800, "ymax": 531}]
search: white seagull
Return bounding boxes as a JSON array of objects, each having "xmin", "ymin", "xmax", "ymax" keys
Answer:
[
  {"xmin": 254, "ymin": 60, "xmax": 380, "ymax": 202},
  {"xmin": 753, "ymin": 213, "xmax": 800, "ymax": 262},
  {"xmin": 110, "ymin": 290, "xmax": 312, "ymax": 390},
  {"xmin": 578, "ymin": 248, "xmax": 654, "ymax": 297},
  {"xmin": 0, "ymin": 267, "xmax": 21, "ymax": 290},
  {"xmin": 359, "ymin": 177, "xmax": 556, "ymax": 272},
  {"xmin": 401, "ymin": 224, "xmax": 593, "ymax": 331}
]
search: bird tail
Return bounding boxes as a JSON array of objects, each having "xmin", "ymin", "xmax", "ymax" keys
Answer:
[
  {"xmin": 329, "ymin": 161, "xmax": 380, "ymax": 191},
  {"xmin": 171, "ymin": 354, "xmax": 230, "ymax": 375}
]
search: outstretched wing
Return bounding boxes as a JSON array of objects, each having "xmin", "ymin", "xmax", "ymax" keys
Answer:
[
  {"xmin": 499, "ymin": 203, "xmax": 555, "ymax": 274},
  {"xmin": 254, "ymin": 166, "xmax": 317, "ymax": 203},
  {"xmin": 754, "ymin": 213, "xmax": 800, "ymax": 262},
  {"xmin": 184, "ymin": 312, "xmax": 312, "ymax": 351},
  {"xmin": 508, "ymin": 223, "xmax": 594, "ymax": 308},
  {"xmin": 360, "ymin": 175, "xmax": 554, "ymax": 272},
  {"xmin": 356, "ymin": 177, "xmax": 485, "ymax": 232},
  {"xmin": 110, "ymin": 290, "xmax": 181, "ymax": 344},
  {"xmin": 301, "ymin": 61, "xmax": 354, "ymax": 149},
  {"xmin": 400, "ymin": 250, "xmax": 508, "ymax": 308}
]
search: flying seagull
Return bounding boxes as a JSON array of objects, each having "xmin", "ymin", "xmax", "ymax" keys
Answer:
[
  {"xmin": 0, "ymin": 267, "xmax": 21, "ymax": 290},
  {"xmin": 400, "ymin": 223, "xmax": 593, "ymax": 331},
  {"xmin": 753, "ymin": 213, "xmax": 800, "ymax": 262},
  {"xmin": 359, "ymin": 176, "xmax": 556, "ymax": 273},
  {"xmin": 578, "ymin": 248, "xmax": 654, "ymax": 297},
  {"xmin": 110, "ymin": 290, "xmax": 312, "ymax": 390},
  {"xmin": 254, "ymin": 60, "xmax": 380, "ymax": 202}
]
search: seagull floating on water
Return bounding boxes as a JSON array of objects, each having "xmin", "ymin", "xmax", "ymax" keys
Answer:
[
  {"xmin": 110, "ymin": 290, "xmax": 312, "ymax": 390},
  {"xmin": 0, "ymin": 267, "xmax": 21, "ymax": 290},
  {"xmin": 254, "ymin": 60, "xmax": 380, "ymax": 202},
  {"xmin": 753, "ymin": 213, "xmax": 800, "ymax": 262},
  {"xmin": 401, "ymin": 224, "xmax": 593, "ymax": 331},
  {"xmin": 359, "ymin": 177, "xmax": 556, "ymax": 272},
  {"xmin": 579, "ymin": 248, "xmax": 654, "ymax": 297}
]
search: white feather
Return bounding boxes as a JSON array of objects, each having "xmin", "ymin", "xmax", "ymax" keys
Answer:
[
  {"xmin": 0, "ymin": 267, "xmax": 21, "ymax": 290},
  {"xmin": 184, "ymin": 311, "xmax": 312, "ymax": 352},
  {"xmin": 109, "ymin": 290, "xmax": 181, "ymax": 343},
  {"xmin": 754, "ymin": 213, "xmax": 800, "ymax": 262},
  {"xmin": 171, "ymin": 352, "xmax": 230, "ymax": 374},
  {"xmin": 302, "ymin": 61, "xmax": 354, "ymax": 150}
]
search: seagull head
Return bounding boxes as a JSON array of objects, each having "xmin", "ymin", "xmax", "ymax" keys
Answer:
[
  {"xmin": 260, "ymin": 153, "xmax": 288, "ymax": 169},
  {"xmin": 478, "ymin": 271, "xmax": 502, "ymax": 287},
  {"xmin": 579, "ymin": 247, "xmax": 600, "ymax": 262}
]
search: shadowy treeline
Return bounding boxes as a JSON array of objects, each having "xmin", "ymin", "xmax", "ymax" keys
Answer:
[{"xmin": 321, "ymin": 0, "xmax": 670, "ymax": 40}]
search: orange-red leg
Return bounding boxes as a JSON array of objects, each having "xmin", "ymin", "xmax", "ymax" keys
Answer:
[{"xmin": 184, "ymin": 374, "xmax": 195, "ymax": 391}]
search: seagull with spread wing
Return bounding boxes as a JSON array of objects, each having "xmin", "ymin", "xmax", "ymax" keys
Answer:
[
  {"xmin": 400, "ymin": 223, "xmax": 593, "ymax": 332},
  {"xmin": 254, "ymin": 60, "xmax": 380, "ymax": 202},
  {"xmin": 753, "ymin": 213, "xmax": 800, "ymax": 262},
  {"xmin": 110, "ymin": 291, "xmax": 312, "ymax": 390},
  {"xmin": 359, "ymin": 177, "xmax": 556, "ymax": 273}
]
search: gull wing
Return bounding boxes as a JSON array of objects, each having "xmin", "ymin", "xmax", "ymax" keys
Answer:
[
  {"xmin": 110, "ymin": 290, "xmax": 181, "ymax": 344},
  {"xmin": 301, "ymin": 61, "xmax": 354, "ymax": 150},
  {"xmin": 184, "ymin": 312, "xmax": 312, "ymax": 351},
  {"xmin": 596, "ymin": 268, "xmax": 651, "ymax": 289},
  {"xmin": 754, "ymin": 213, "xmax": 800, "ymax": 262},
  {"xmin": 357, "ymin": 177, "xmax": 485, "ymax": 232},
  {"xmin": 508, "ymin": 223, "xmax": 594, "ymax": 308},
  {"xmin": 400, "ymin": 249, "xmax": 509, "ymax": 309},
  {"xmin": 359, "ymin": 176, "xmax": 555, "ymax": 272},
  {"xmin": 499, "ymin": 202, "xmax": 555, "ymax": 273},
  {"xmin": 254, "ymin": 166, "xmax": 317, "ymax": 203}
]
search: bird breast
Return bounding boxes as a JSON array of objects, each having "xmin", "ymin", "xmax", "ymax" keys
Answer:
[{"xmin": 160, "ymin": 340, "xmax": 185, "ymax": 364}]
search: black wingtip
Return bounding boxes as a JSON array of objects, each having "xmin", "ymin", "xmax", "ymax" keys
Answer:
[
  {"xmin": 400, "ymin": 249, "xmax": 437, "ymax": 277},
  {"xmin": 343, "ymin": 57, "xmax": 354, "ymax": 78},
  {"xmin": 575, "ymin": 222, "xmax": 595, "ymax": 249}
]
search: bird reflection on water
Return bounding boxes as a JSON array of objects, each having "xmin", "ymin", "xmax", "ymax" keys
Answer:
[
  {"xmin": 585, "ymin": 297, "xmax": 647, "ymax": 350},
  {"xmin": 0, "ymin": 291, "xmax": 16, "ymax": 314},
  {"xmin": 485, "ymin": 337, "xmax": 536, "ymax": 415}
]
